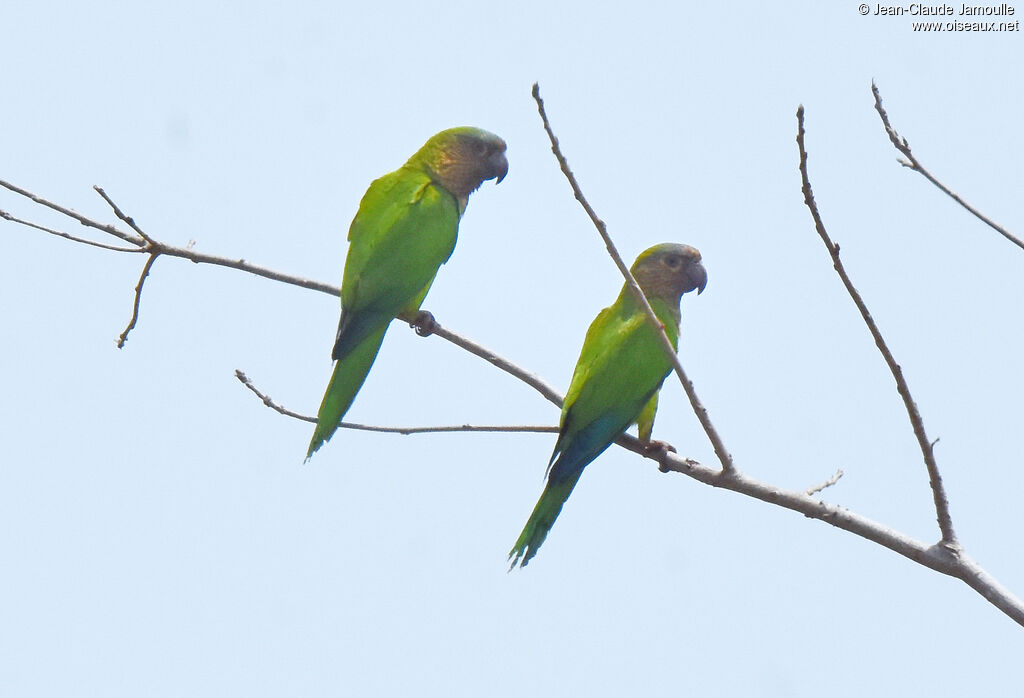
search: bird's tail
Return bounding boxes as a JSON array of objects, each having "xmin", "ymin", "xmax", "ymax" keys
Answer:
[
  {"xmin": 305, "ymin": 324, "xmax": 388, "ymax": 460},
  {"xmin": 508, "ymin": 470, "xmax": 583, "ymax": 569}
]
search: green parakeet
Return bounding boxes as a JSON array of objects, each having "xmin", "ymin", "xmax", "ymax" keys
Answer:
[
  {"xmin": 509, "ymin": 243, "xmax": 707, "ymax": 568},
  {"xmin": 306, "ymin": 127, "xmax": 508, "ymax": 459}
]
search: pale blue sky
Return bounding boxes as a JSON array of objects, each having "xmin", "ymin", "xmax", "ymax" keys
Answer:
[{"xmin": 3, "ymin": 2, "xmax": 1022, "ymax": 696}]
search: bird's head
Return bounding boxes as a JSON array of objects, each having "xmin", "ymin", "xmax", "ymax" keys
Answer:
[
  {"xmin": 419, "ymin": 127, "xmax": 508, "ymax": 202},
  {"xmin": 631, "ymin": 243, "xmax": 707, "ymax": 305}
]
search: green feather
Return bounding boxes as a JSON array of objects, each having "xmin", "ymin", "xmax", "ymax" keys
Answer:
[
  {"xmin": 508, "ymin": 470, "xmax": 582, "ymax": 569},
  {"xmin": 306, "ymin": 324, "xmax": 387, "ymax": 459}
]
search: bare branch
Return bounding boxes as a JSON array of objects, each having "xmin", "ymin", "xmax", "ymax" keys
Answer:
[
  {"xmin": 419, "ymin": 319, "xmax": 565, "ymax": 409},
  {"xmin": 0, "ymin": 208, "xmax": 141, "ymax": 253},
  {"xmin": 117, "ymin": 253, "xmax": 159, "ymax": 348},
  {"xmin": 168, "ymin": 245, "xmax": 339, "ymax": 295},
  {"xmin": 796, "ymin": 105, "xmax": 957, "ymax": 549},
  {"xmin": 234, "ymin": 370, "xmax": 558, "ymax": 435},
  {"xmin": 235, "ymin": 369, "xmax": 316, "ymax": 422},
  {"xmin": 531, "ymin": 82, "xmax": 736, "ymax": 474},
  {"xmin": 2, "ymin": 184, "xmax": 338, "ymax": 296},
  {"xmin": 0, "ymin": 178, "xmax": 144, "ymax": 246},
  {"xmin": 871, "ymin": 81, "xmax": 1024, "ymax": 252},
  {"xmin": 806, "ymin": 469, "xmax": 845, "ymax": 497},
  {"xmin": 94, "ymin": 186, "xmax": 157, "ymax": 245},
  {"xmin": 652, "ymin": 447, "xmax": 1024, "ymax": 626}
]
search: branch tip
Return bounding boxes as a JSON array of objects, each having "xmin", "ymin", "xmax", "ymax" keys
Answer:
[
  {"xmin": 796, "ymin": 104, "xmax": 957, "ymax": 547},
  {"xmin": 116, "ymin": 253, "xmax": 159, "ymax": 349},
  {"xmin": 94, "ymin": 185, "xmax": 157, "ymax": 245},
  {"xmin": 871, "ymin": 82, "xmax": 1023, "ymax": 251},
  {"xmin": 806, "ymin": 469, "xmax": 845, "ymax": 497}
]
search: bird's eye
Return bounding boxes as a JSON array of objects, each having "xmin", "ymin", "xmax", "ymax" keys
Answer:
[
  {"xmin": 475, "ymin": 142, "xmax": 489, "ymax": 157},
  {"xmin": 664, "ymin": 255, "xmax": 681, "ymax": 269}
]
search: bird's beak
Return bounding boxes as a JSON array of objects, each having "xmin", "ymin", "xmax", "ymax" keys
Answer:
[
  {"xmin": 687, "ymin": 261, "xmax": 707, "ymax": 295},
  {"xmin": 492, "ymin": 152, "xmax": 508, "ymax": 185}
]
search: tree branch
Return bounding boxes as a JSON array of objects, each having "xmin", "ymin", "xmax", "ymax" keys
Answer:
[
  {"xmin": 796, "ymin": 104, "xmax": 958, "ymax": 550},
  {"xmin": 117, "ymin": 253, "xmax": 159, "ymax": 348},
  {"xmin": 95, "ymin": 185, "xmax": 157, "ymax": 245},
  {"xmin": 530, "ymin": 82, "xmax": 736, "ymax": 474},
  {"xmin": 0, "ymin": 207, "xmax": 141, "ymax": 253},
  {"xmin": 652, "ymin": 447, "xmax": 1023, "ymax": 626},
  {"xmin": 420, "ymin": 320, "xmax": 564, "ymax": 409},
  {"xmin": 871, "ymin": 81, "xmax": 1024, "ymax": 252},
  {"xmin": 0, "ymin": 177, "xmax": 144, "ymax": 246},
  {"xmin": 805, "ymin": 469, "xmax": 844, "ymax": 497},
  {"xmin": 234, "ymin": 370, "xmax": 558, "ymax": 435}
]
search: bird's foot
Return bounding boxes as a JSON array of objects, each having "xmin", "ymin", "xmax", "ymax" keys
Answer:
[
  {"xmin": 411, "ymin": 310, "xmax": 438, "ymax": 337},
  {"xmin": 643, "ymin": 439, "xmax": 677, "ymax": 472},
  {"xmin": 645, "ymin": 439, "xmax": 677, "ymax": 455}
]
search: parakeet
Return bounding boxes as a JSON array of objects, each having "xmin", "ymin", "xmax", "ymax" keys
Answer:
[
  {"xmin": 509, "ymin": 243, "xmax": 707, "ymax": 568},
  {"xmin": 307, "ymin": 127, "xmax": 508, "ymax": 459}
]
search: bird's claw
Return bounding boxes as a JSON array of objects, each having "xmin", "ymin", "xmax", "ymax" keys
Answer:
[
  {"xmin": 643, "ymin": 439, "xmax": 677, "ymax": 472},
  {"xmin": 645, "ymin": 439, "xmax": 677, "ymax": 455},
  {"xmin": 411, "ymin": 310, "xmax": 437, "ymax": 337}
]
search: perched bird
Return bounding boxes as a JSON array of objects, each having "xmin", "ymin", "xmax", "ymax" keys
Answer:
[
  {"xmin": 509, "ymin": 243, "xmax": 707, "ymax": 568},
  {"xmin": 307, "ymin": 127, "xmax": 508, "ymax": 459}
]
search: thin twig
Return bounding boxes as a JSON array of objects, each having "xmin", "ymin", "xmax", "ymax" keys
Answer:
[
  {"xmin": 796, "ymin": 105, "xmax": 958, "ymax": 550},
  {"xmin": 0, "ymin": 208, "xmax": 142, "ymax": 253},
  {"xmin": 2, "ymin": 187, "xmax": 337, "ymax": 295},
  {"xmin": 2, "ymin": 180, "xmax": 337, "ymax": 296},
  {"xmin": 0, "ymin": 178, "xmax": 144, "ymax": 246},
  {"xmin": 163, "ymin": 244, "xmax": 339, "ymax": 295},
  {"xmin": 806, "ymin": 469, "xmax": 845, "ymax": 497},
  {"xmin": 94, "ymin": 186, "xmax": 157, "ymax": 245},
  {"xmin": 117, "ymin": 253, "xmax": 159, "ymax": 348},
  {"xmin": 235, "ymin": 370, "xmax": 316, "ymax": 422},
  {"xmin": 423, "ymin": 320, "xmax": 564, "ymax": 408},
  {"xmin": 871, "ymin": 81, "xmax": 1023, "ymax": 252},
  {"xmin": 234, "ymin": 370, "xmax": 557, "ymax": 435},
  {"xmin": 531, "ymin": 82, "xmax": 735, "ymax": 474}
]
